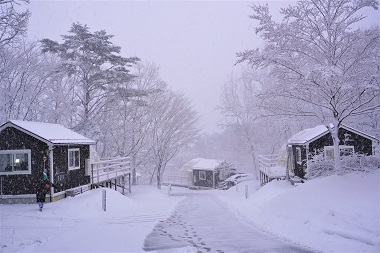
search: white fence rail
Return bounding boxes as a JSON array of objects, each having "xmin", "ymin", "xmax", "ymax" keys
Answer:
[
  {"xmin": 162, "ymin": 175, "xmax": 192, "ymax": 188},
  {"xmin": 90, "ymin": 157, "xmax": 131, "ymax": 185},
  {"xmin": 258, "ymin": 154, "xmax": 286, "ymax": 186}
]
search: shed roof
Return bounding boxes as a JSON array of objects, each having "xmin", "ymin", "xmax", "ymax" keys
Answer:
[
  {"xmin": 181, "ymin": 158, "xmax": 222, "ymax": 172},
  {"xmin": 288, "ymin": 125, "xmax": 328, "ymax": 145},
  {"xmin": 288, "ymin": 124, "xmax": 378, "ymax": 145},
  {"xmin": 0, "ymin": 120, "xmax": 95, "ymax": 145}
]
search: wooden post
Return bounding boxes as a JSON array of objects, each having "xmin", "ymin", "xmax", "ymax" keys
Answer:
[
  {"xmin": 245, "ymin": 185, "xmax": 249, "ymax": 199},
  {"xmin": 122, "ymin": 176, "xmax": 125, "ymax": 195},
  {"xmin": 128, "ymin": 174, "xmax": 131, "ymax": 193},
  {"xmin": 102, "ymin": 189, "xmax": 106, "ymax": 212}
]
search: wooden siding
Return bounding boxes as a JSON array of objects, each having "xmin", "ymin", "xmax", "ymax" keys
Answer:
[
  {"xmin": 0, "ymin": 126, "xmax": 91, "ymax": 195},
  {"xmin": 193, "ymin": 169, "xmax": 216, "ymax": 188},
  {"xmin": 308, "ymin": 128, "xmax": 373, "ymax": 156},
  {"xmin": 0, "ymin": 127, "xmax": 49, "ymax": 195},
  {"xmin": 53, "ymin": 145, "xmax": 90, "ymax": 192},
  {"xmin": 290, "ymin": 127, "xmax": 375, "ymax": 179}
]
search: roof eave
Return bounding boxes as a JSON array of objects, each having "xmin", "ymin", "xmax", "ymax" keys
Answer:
[{"xmin": 0, "ymin": 121, "xmax": 53, "ymax": 145}]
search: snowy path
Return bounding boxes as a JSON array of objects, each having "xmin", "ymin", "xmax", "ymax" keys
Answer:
[{"xmin": 143, "ymin": 192, "xmax": 313, "ymax": 253}]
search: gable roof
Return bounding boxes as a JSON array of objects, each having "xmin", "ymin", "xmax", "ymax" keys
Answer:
[
  {"xmin": 0, "ymin": 120, "xmax": 95, "ymax": 145},
  {"xmin": 288, "ymin": 124, "xmax": 379, "ymax": 145},
  {"xmin": 181, "ymin": 158, "xmax": 222, "ymax": 172}
]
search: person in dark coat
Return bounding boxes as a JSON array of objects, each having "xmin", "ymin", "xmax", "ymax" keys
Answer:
[{"xmin": 36, "ymin": 171, "xmax": 56, "ymax": 211}]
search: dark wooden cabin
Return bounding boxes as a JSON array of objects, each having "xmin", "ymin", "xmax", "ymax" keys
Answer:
[
  {"xmin": 0, "ymin": 120, "xmax": 95, "ymax": 203},
  {"xmin": 287, "ymin": 124, "xmax": 379, "ymax": 179},
  {"xmin": 190, "ymin": 158, "xmax": 221, "ymax": 188}
]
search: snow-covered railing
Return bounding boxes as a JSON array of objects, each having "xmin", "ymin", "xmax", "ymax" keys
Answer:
[
  {"xmin": 90, "ymin": 157, "xmax": 131, "ymax": 185},
  {"xmin": 258, "ymin": 155, "xmax": 286, "ymax": 186},
  {"xmin": 258, "ymin": 155, "xmax": 278, "ymax": 173},
  {"xmin": 163, "ymin": 175, "xmax": 192, "ymax": 188}
]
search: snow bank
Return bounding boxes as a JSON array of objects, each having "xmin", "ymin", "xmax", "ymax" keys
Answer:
[
  {"xmin": 0, "ymin": 186, "xmax": 183, "ymax": 252},
  {"xmin": 217, "ymin": 170, "xmax": 380, "ymax": 252}
]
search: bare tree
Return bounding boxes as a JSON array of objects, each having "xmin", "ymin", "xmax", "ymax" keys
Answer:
[
  {"xmin": 218, "ymin": 70, "xmax": 263, "ymax": 178},
  {"xmin": 238, "ymin": 0, "xmax": 380, "ymax": 174},
  {"xmin": 0, "ymin": 41, "xmax": 54, "ymax": 122},
  {"xmin": 97, "ymin": 62, "xmax": 165, "ymax": 185},
  {"xmin": 148, "ymin": 89, "xmax": 200, "ymax": 189},
  {"xmin": 0, "ymin": 0, "xmax": 30, "ymax": 47}
]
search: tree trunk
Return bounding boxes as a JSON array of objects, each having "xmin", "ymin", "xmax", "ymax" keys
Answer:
[
  {"xmin": 131, "ymin": 153, "xmax": 137, "ymax": 185},
  {"xmin": 250, "ymin": 145, "xmax": 258, "ymax": 179},
  {"xmin": 330, "ymin": 122, "xmax": 342, "ymax": 175},
  {"xmin": 156, "ymin": 168, "xmax": 161, "ymax": 190}
]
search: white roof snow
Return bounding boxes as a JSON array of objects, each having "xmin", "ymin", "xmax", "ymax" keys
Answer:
[
  {"xmin": 287, "ymin": 124, "xmax": 379, "ymax": 145},
  {"xmin": 2, "ymin": 120, "xmax": 95, "ymax": 145},
  {"xmin": 181, "ymin": 158, "xmax": 222, "ymax": 171},
  {"xmin": 287, "ymin": 125, "xmax": 328, "ymax": 145}
]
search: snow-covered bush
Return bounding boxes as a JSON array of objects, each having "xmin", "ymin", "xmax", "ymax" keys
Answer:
[
  {"xmin": 306, "ymin": 153, "xmax": 335, "ymax": 179},
  {"xmin": 307, "ymin": 153, "xmax": 380, "ymax": 179}
]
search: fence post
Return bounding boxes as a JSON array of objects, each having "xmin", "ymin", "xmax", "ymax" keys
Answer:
[
  {"xmin": 245, "ymin": 185, "xmax": 249, "ymax": 199},
  {"xmin": 168, "ymin": 184, "xmax": 172, "ymax": 198},
  {"xmin": 102, "ymin": 189, "xmax": 106, "ymax": 211}
]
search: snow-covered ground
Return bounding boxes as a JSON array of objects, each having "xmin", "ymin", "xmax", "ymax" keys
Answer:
[
  {"xmin": 1, "ymin": 170, "xmax": 379, "ymax": 252},
  {"xmin": 0, "ymin": 186, "xmax": 183, "ymax": 252},
  {"xmin": 215, "ymin": 170, "xmax": 380, "ymax": 253}
]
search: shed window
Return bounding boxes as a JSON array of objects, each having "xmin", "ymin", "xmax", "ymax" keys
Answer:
[
  {"xmin": 324, "ymin": 146, "xmax": 354, "ymax": 159},
  {"xmin": 68, "ymin": 148, "xmax": 80, "ymax": 170},
  {"xmin": 295, "ymin": 147, "xmax": 302, "ymax": 164},
  {"xmin": 199, "ymin": 171, "xmax": 206, "ymax": 180},
  {"xmin": 0, "ymin": 150, "xmax": 31, "ymax": 175}
]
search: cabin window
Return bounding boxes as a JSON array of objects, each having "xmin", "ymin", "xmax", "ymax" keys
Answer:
[
  {"xmin": 0, "ymin": 150, "xmax": 31, "ymax": 175},
  {"xmin": 295, "ymin": 147, "xmax": 302, "ymax": 164},
  {"xmin": 68, "ymin": 148, "xmax": 80, "ymax": 170},
  {"xmin": 324, "ymin": 145, "xmax": 354, "ymax": 159},
  {"xmin": 199, "ymin": 171, "xmax": 206, "ymax": 180}
]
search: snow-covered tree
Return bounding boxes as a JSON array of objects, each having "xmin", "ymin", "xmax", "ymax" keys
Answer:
[
  {"xmin": 97, "ymin": 62, "xmax": 165, "ymax": 184},
  {"xmin": 40, "ymin": 23, "xmax": 140, "ymax": 137},
  {"xmin": 218, "ymin": 70, "xmax": 264, "ymax": 178},
  {"xmin": 0, "ymin": 41, "xmax": 54, "ymax": 122},
  {"xmin": 148, "ymin": 89, "xmax": 200, "ymax": 189},
  {"xmin": 0, "ymin": 0, "xmax": 30, "ymax": 47},
  {"xmin": 238, "ymin": 0, "xmax": 380, "ymax": 174}
]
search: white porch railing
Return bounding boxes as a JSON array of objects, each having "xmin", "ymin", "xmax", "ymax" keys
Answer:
[
  {"xmin": 258, "ymin": 154, "xmax": 286, "ymax": 186},
  {"xmin": 90, "ymin": 157, "xmax": 131, "ymax": 186},
  {"xmin": 162, "ymin": 175, "xmax": 192, "ymax": 188}
]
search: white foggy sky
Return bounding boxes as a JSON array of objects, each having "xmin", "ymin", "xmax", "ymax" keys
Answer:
[{"xmin": 26, "ymin": 0, "xmax": 379, "ymax": 133}]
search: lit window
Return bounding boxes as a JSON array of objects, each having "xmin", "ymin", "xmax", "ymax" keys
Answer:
[
  {"xmin": 68, "ymin": 148, "xmax": 80, "ymax": 170},
  {"xmin": 199, "ymin": 171, "xmax": 206, "ymax": 180},
  {"xmin": 0, "ymin": 150, "xmax": 31, "ymax": 175}
]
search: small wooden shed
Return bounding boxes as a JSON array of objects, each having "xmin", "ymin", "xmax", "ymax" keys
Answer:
[
  {"xmin": 287, "ymin": 124, "xmax": 379, "ymax": 179},
  {"xmin": 0, "ymin": 120, "xmax": 95, "ymax": 203},
  {"xmin": 191, "ymin": 159, "xmax": 222, "ymax": 188}
]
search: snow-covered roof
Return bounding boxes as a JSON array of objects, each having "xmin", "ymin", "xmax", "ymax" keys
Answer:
[
  {"xmin": 288, "ymin": 124, "xmax": 379, "ymax": 145},
  {"xmin": 288, "ymin": 125, "xmax": 328, "ymax": 145},
  {"xmin": 181, "ymin": 158, "xmax": 222, "ymax": 171},
  {"xmin": 0, "ymin": 120, "xmax": 95, "ymax": 145}
]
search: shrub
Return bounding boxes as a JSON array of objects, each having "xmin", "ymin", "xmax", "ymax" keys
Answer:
[{"xmin": 306, "ymin": 153, "xmax": 380, "ymax": 179}]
